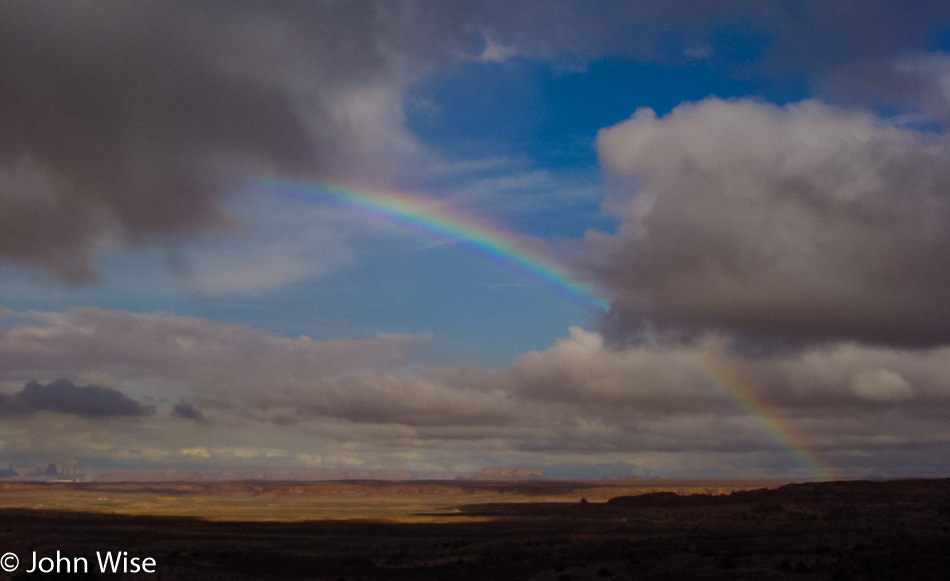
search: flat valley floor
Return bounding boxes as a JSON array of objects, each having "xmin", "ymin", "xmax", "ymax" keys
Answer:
[{"xmin": 1, "ymin": 478, "xmax": 949, "ymax": 580}]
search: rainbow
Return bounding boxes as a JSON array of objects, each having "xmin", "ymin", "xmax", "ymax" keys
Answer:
[
  {"xmin": 256, "ymin": 177, "xmax": 830, "ymax": 480},
  {"xmin": 257, "ymin": 178, "xmax": 609, "ymax": 310},
  {"xmin": 679, "ymin": 350, "xmax": 831, "ymax": 481}
]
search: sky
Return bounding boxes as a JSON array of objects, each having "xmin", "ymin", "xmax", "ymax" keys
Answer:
[{"xmin": 2, "ymin": 0, "xmax": 950, "ymax": 480}]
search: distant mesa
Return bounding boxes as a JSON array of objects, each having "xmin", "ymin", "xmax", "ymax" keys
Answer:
[{"xmin": 471, "ymin": 467, "xmax": 545, "ymax": 481}]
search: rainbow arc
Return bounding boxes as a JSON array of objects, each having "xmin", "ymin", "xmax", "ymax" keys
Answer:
[
  {"xmin": 257, "ymin": 177, "xmax": 831, "ymax": 480},
  {"xmin": 259, "ymin": 178, "xmax": 609, "ymax": 310}
]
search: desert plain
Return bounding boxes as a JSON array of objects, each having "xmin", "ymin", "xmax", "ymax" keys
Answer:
[{"xmin": 1, "ymin": 478, "xmax": 949, "ymax": 580}]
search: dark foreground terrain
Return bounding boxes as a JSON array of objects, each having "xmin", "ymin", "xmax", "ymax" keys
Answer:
[{"xmin": 1, "ymin": 479, "xmax": 949, "ymax": 580}]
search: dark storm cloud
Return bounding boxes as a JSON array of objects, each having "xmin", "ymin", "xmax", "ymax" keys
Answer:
[
  {"xmin": 0, "ymin": 1, "xmax": 477, "ymax": 281},
  {"xmin": 592, "ymin": 98, "xmax": 950, "ymax": 348},
  {"xmin": 0, "ymin": 1, "xmax": 321, "ymax": 281},
  {"xmin": 14, "ymin": 378, "xmax": 152, "ymax": 417},
  {"xmin": 750, "ymin": 1, "xmax": 950, "ymax": 71}
]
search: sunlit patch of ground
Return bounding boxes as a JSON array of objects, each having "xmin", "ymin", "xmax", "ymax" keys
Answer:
[{"xmin": 0, "ymin": 479, "xmax": 791, "ymax": 522}]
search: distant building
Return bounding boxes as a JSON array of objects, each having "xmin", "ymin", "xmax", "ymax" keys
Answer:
[
  {"xmin": 0, "ymin": 464, "xmax": 17, "ymax": 478},
  {"xmin": 43, "ymin": 463, "xmax": 80, "ymax": 481}
]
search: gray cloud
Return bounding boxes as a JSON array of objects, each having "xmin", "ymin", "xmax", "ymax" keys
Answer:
[
  {"xmin": 823, "ymin": 53, "xmax": 950, "ymax": 127},
  {"xmin": 0, "ymin": 1, "xmax": 466, "ymax": 282},
  {"xmin": 0, "ymin": 307, "xmax": 428, "ymax": 399},
  {"xmin": 751, "ymin": 1, "xmax": 950, "ymax": 74},
  {"xmin": 12, "ymin": 378, "xmax": 151, "ymax": 417},
  {"xmin": 0, "ymin": 2, "xmax": 320, "ymax": 281},
  {"xmin": 592, "ymin": 98, "xmax": 950, "ymax": 348},
  {"xmin": 172, "ymin": 401, "xmax": 204, "ymax": 422},
  {"xmin": 287, "ymin": 372, "xmax": 516, "ymax": 428}
]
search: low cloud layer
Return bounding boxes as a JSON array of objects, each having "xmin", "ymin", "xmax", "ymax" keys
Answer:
[
  {"xmin": 2, "ymin": 307, "xmax": 950, "ymax": 477},
  {"xmin": 592, "ymin": 98, "xmax": 950, "ymax": 347},
  {"xmin": 0, "ymin": 307, "xmax": 427, "ymax": 399}
]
